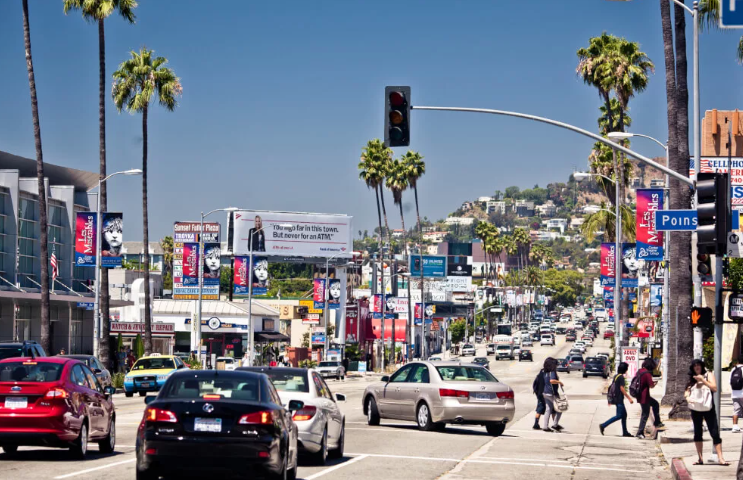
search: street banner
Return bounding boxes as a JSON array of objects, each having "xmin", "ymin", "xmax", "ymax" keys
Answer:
[
  {"xmin": 327, "ymin": 278, "xmax": 341, "ymax": 310},
  {"xmin": 636, "ymin": 189, "xmax": 664, "ymax": 261},
  {"xmin": 202, "ymin": 243, "xmax": 221, "ymax": 286},
  {"xmin": 173, "ymin": 221, "xmax": 220, "ymax": 300},
  {"xmin": 232, "ymin": 210, "xmax": 353, "ymax": 258},
  {"xmin": 100, "ymin": 212, "xmax": 123, "ymax": 268},
  {"xmin": 414, "ymin": 303, "xmax": 435, "ymax": 320},
  {"xmin": 181, "ymin": 243, "xmax": 199, "ymax": 286},
  {"xmin": 409, "ymin": 255, "xmax": 446, "ymax": 278},
  {"xmin": 371, "ymin": 294, "xmax": 383, "ymax": 314},
  {"xmin": 621, "ymin": 347, "xmax": 640, "ymax": 379},
  {"xmin": 600, "ymin": 243, "xmax": 616, "ymax": 286},
  {"xmin": 345, "ymin": 305, "xmax": 359, "ymax": 344},
  {"xmin": 370, "ymin": 319, "xmax": 406, "ymax": 341},
  {"xmin": 313, "ymin": 279, "xmax": 325, "ymax": 309},
  {"xmin": 234, "ymin": 256, "xmax": 249, "ymax": 295},
  {"xmin": 75, "ymin": 212, "xmax": 97, "ymax": 267},
  {"xmin": 251, "ymin": 257, "xmax": 269, "ymax": 295},
  {"xmin": 386, "ymin": 296, "xmax": 410, "ymax": 314},
  {"xmin": 603, "ymin": 287, "xmax": 613, "ymax": 300},
  {"xmin": 621, "ymin": 243, "xmax": 641, "ymax": 288},
  {"xmin": 650, "ymin": 285, "xmax": 663, "ymax": 307}
]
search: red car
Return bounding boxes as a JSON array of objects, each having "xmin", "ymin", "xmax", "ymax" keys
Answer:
[
  {"xmin": 604, "ymin": 330, "xmax": 615, "ymax": 339},
  {"xmin": 0, "ymin": 356, "xmax": 116, "ymax": 458}
]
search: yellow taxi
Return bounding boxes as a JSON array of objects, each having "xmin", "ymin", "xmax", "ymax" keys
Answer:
[{"xmin": 123, "ymin": 354, "xmax": 186, "ymax": 397}]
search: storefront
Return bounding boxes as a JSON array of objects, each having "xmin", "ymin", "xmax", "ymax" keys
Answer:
[{"xmin": 109, "ymin": 321, "xmax": 175, "ymax": 354}]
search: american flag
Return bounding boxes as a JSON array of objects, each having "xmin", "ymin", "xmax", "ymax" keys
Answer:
[{"xmin": 50, "ymin": 247, "xmax": 58, "ymax": 282}]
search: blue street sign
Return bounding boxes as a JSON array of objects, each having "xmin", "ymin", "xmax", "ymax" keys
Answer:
[
  {"xmin": 721, "ymin": 0, "xmax": 743, "ymax": 28},
  {"xmin": 654, "ymin": 210, "xmax": 697, "ymax": 231},
  {"xmin": 77, "ymin": 302, "xmax": 94, "ymax": 311}
]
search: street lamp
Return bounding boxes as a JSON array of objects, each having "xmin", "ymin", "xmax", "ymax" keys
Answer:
[
  {"xmin": 89, "ymin": 168, "xmax": 142, "ymax": 358},
  {"xmin": 322, "ymin": 253, "xmax": 359, "ymax": 360},
  {"xmin": 194, "ymin": 207, "xmax": 238, "ymax": 364}
]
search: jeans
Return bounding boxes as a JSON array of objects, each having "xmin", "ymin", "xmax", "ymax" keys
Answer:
[
  {"xmin": 601, "ymin": 403, "xmax": 628, "ymax": 435},
  {"xmin": 636, "ymin": 397, "xmax": 661, "ymax": 435},
  {"xmin": 542, "ymin": 393, "xmax": 562, "ymax": 429},
  {"xmin": 691, "ymin": 407, "xmax": 721, "ymax": 445}
]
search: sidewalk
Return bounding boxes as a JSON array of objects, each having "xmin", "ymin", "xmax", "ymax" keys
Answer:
[{"xmin": 657, "ymin": 372, "xmax": 740, "ymax": 480}]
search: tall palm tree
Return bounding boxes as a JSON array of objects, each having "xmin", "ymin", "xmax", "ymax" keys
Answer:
[
  {"xmin": 577, "ymin": 32, "xmax": 620, "ymax": 127},
  {"xmin": 402, "ymin": 151, "xmax": 426, "ymax": 248},
  {"xmin": 611, "ymin": 38, "xmax": 654, "ymax": 131},
  {"xmin": 112, "ymin": 48, "xmax": 181, "ymax": 354},
  {"xmin": 21, "ymin": 0, "xmax": 50, "ymax": 352},
  {"xmin": 358, "ymin": 140, "xmax": 387, "ymax": 260},
  {"xmin": 385, "ymin": 159, "xmax": 410, "ymax": 260},
  {"xmin": 64, "ymin": 0, "xmax": 137, "ymax": 366},
  {"xmin": 580, "ymin": 202, "xmax": 636, "ymax": 243}
]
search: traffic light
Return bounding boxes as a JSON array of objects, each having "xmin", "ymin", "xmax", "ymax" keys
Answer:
[
  {"xmin": 696, "ymin": 251, "xmax": 712, "ymax": 276},
  {"xmin": 384, "ymin": 86, "xmax": 411, "ymax": 147},
  {"xmin": 696, "ymin": 173, "xmax": 729, "ymax": 254},
  {"xmin": 691, "ymin": 307, "xmax": 713, "ymax": 329}
]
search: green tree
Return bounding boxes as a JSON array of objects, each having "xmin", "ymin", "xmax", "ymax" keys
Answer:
[
  {"xmin": 359, "ymin": 140, "xmax": 392, "ymax": 257},
  {"xmin": 401, "ymin": 151, "xmax": 426, "ymax": 250},
  {"xmin": 160, "ymin": 236, "xmax": 174, "ymax": 276},
  {"xmin": 112, "ymin": 48, "xmax": 182, "ymax": 354},
  {"xmin": 504, "ymin": 186, "xmax": 520, "ymax": 199},
  {"xmin": 220, "ymin": 266, "xmax": 232, "ymax": 293},
  {"xmin": 449, "ymin": 319, "xmax": 466, "ymax": 344}
]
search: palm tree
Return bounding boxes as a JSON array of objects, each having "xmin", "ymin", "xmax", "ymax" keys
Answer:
[
  {"xmin": 611, "ymin": 38, "xmax": 654, "ymax": 131},
  {"xmin": 160, "ymin": 236, "xmax": 174, "ymax": 276},
  {"xmin": 385, "ymin": 159, "xmax": 410, "ymax": 260},
  {"xmin": 598, "ymin": 98, "xmax": 631, "ymax": 135},
  {"xmin": 64, "ymin": 0, "xmax": 137, "ymax": 367},
  {"xmin": 112, "ymin": 48, "xmax": 181, "ymax": 354},
  {"xmin": 402, "ymin": 151, "xmax": 426, "ymax": 248},
  {"xmin": 358, "ymin": 140, "xmax": 387, "ymax": 260},
  {"xmin": 21, "ymin": 0, "xmax": 50, "ymax": 352},
  {"xmin": 577, "ymin": 32, "xmax": 620, "ymax": 127},
  {"xmin": 580, "ymin": 202, "xmax": 636, "ymax": 243}
]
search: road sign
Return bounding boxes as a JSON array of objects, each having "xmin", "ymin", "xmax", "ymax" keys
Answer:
[
  {"xmin": 728, "ymin": 231, "xmax": 743, "ymax": 257},
  {"xmin": 654, "ymin": 210, "xmax": 697, "ymax": 231},
  {"xmin": 721, "ymin": 0, "xmax": 743, "ymax": 28},
  {"xmin": 77, "ymin": 302, "xmax": 94, "ymax": 310}
]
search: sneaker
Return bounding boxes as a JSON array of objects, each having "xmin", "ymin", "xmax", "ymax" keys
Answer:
[
  {"xmin": 543, "ymin": 428, "xmax": 553, "ymax": 433},
  {"xmin": 636, "ymin": 434, "xmax": 646, "ymax": 439},
  {"xmin": 553, "ymin": 424, "xmax": 564, "ymax": 431},
  {"xmin": 622, "ymin": 433, "xmax": 634, "ymax": 437},
  {"xmin": 732, "ymin": 425, "xmax": 741, "ymax": 433},
  {"xmin": 599, "ymin": 425, "xmax": 605, "ymax": 436}
]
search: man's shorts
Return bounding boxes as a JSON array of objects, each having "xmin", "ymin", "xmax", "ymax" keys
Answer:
[
  {"xmin": 733, "ymin": 397, "xmax": 743, "ymax": 417},
  {"xmin": 536, "ymin": 395, "xmax": 546, "ymax": 415}
]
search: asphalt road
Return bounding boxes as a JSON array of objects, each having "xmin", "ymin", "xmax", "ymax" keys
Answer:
[{"xmin": 0, "ymin": 323, "xmax": 671, "ymax": 480}]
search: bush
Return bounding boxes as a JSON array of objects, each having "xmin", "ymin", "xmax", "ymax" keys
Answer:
[
  {"xmin": 112, "ymin": 372, "xmax": 125, "ymax": 389},
  {"xmin": 186, "ymin": 357, "xmax": 202, "ymax": 369},
  {"xmin": 299, "ymin": 359, "xmax": 317, "ymax": 369}
]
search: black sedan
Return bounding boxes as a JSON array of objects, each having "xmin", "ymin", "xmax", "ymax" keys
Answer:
[
  {"xmin": 583, "ymin": 357, "xmax": 610, "ymax": 379},
  {"xmin": 472, "ymin": 357, "xmax": 491, "ymax": 370},
  {"xmin": 136, "ymin": 370, "xmax": 300, "ymax": 480},
  {"xmin": 518, "ymin": 350, "xmax": 533, "ymax": 362},
  {"xmin": 59, "ymin": 354, "xmax": 112, "ymax": 387},
  {"xmin": 555, "ymin": 327, "xmax": 567, "ymax": 335}
]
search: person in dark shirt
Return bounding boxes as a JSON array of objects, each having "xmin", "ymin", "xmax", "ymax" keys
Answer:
[
  {"xmin": 599, "ymin": 362, "xmax": 634, "ymax": 437},
  {"xmin": 635, "ymin": 357, "xmax": 664, "ymax": 439},
  {"xmin": 248, "ymin": 215, "xmax": 266, "ymax": 252}
]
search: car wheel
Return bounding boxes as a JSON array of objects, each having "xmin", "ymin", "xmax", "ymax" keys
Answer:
[
  {"xmin": 486, "ymin": 423, "xmax": 506, "ymax": 436},
  {"xmin": 98, "ymin": 417, "xmax": 116, "ymax": 454},
  {"xmin": 310, "ymin": 428, "xmax": 328, "ymax": 466},
  {"xmin": 139, "ymin": 391, "xmax": 147, "ymax": 397},
  {"xmin": 69, "ymin": 422, "xmax": 88, "ymax": 459},
  {"xmin": 416, "ymin": 402, "xmax": 435, "ymax": 431},
  {"xmin": 366, "ymin": 397, "xmax": 380, "ymax": 426},
  {"xmin": 125, "ymin": 392, "xmax": 133, "ymax": 398},
  {"xmin": 2, "ymin": 445, "xmax": 18, "ymax": 455},
  {"xmin": 329, "ymin": 422, "xmax": 345, "ymax": 459}
]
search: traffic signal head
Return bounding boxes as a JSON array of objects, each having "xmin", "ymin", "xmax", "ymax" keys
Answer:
[
  {"xmin": 690, "ymin": 307, "xmax": 713, "ymax": 329},
  {"xmin": 696, "ymin": 173, "xmax": 729, "ymax": 254},
  {"xmin": 385, "ymin": 86, "xmax": 411, "ymax": 147},
  {"xmin": 696, "ymin": 252, "xmax": 711, "ymax": 276}
]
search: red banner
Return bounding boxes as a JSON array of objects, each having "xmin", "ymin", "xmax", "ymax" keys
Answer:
[{"xmin": 600, "ymin": 243, "xmax": 616, "ymax": 286}]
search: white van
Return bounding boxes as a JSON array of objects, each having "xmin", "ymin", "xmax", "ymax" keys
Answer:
[{"xmin": 540, "ymin": 334, "xmax": 555, "ymax": 346}]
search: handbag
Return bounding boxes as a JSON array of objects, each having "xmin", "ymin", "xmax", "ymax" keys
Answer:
[
  {"xmin": 554, "ymin": 386, "xmax": 569, "ymax": 413},
  {"xmin": 687, "ymin": 374, "xmax": 713, "ymax": 412}
]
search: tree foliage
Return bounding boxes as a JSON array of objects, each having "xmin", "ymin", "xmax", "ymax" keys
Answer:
[{"xmin": 543, "ymin": 269, "xmax": 584, "ymax": 306}]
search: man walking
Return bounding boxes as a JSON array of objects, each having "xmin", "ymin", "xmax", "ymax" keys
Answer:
[
  {"xmin": 599, "ymin": 362, "xmax": 633, "ymax": 437},
  {"xmin": 731, "ymin": 355, "xmax": 743, "ymax": 433},
  {"xmin": 532, "ymin": 365, "xmax": 546, "ymax": 430}
]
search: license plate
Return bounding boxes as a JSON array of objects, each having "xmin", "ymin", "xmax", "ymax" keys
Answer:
[
  {"xmin": 140, "ymin": 382, "xmax": 151, "ymax": 388},
  {"xmin": 471, "ymin": 393, "xmax": 492, "ymax": 401},
  {"xmin": 194, "ymin": 417, "xmax": 222, "ymax": 433},
  {"xmin": 4, "ymin": 397, "xmax": 27, "ymax": 409}
]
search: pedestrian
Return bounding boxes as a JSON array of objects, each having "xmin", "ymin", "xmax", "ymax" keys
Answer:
[
  {"xmin": 599, "ymin": 361, "xmax": 634, "ymax": 437},
  {"xmin": 635, "ymin": 357, "xmax": 664, "ymax": 439},
  {"xmin": 541, "ymin": 357, "xmax": 564, "ymax": 432},
  {"xmin": 126, "ymin": 351, "xmax": 136, "ymax": 371},
  {"xmin": 241, "ymin": 352, "xmax": 250, "ymax": 367},
  {"xmin": 117, "ymin": 347, "xmax": 127, "ymax": 373},
  {"xmin": 730, "ymin": 355, "xmax": 743, "ymax": 433},
  {"xmin": 532, "ymin": 365, "xmax": 546, "ymax": 430},
  {"xmin": 685, "ymin": 359, "xmax": 728, "ymax": 466},
  {"xmin": 58, "ymin": 348, "xmax": 66, "ymax": 355}
]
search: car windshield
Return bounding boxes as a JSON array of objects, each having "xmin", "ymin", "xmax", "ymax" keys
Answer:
[
  {"xmin": 131, "ymin": 357, "xmax": 175, "ymax": 371},
  {"xmin": 161, "ymin": 373, "xmax": 261, "ymax": 401},
  {"xmin": 0, "ymin": 347, "xmax": 24, "ymax": 361},
  {"xmin": 436, "ymin": 366, "xmax": 498, "ymax": 382},
  {"xmin": 586, "ymin": 357, "xmax": 603, "ymax": 364},
  {"xmin": 260, "ymin": 370, "xmax": 310, "ymax": 393},
  {"xmin": 0, "ymin": 361, "xmax": 64, "ymax": 382},
  {"xmin": 463, "ymin": 344, "xmax": 473, "ymax": 349},
  {"xmin": 570, "ymin": 356, "xmax": 583, "ymax": 362},
  {"xmin": 318, "ymin": 362, "xmax": 339, "ymax": 367}
]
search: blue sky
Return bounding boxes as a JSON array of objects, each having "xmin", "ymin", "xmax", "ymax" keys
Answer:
[{"xmin": 1, "ymin": 1, "xmax": 743, "ymax": 242}]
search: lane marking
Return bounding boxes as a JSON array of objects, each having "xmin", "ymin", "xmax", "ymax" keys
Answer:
[
  {"xmin": 477, "ymin": 456, "xmax": 640, "ymax": 468},
  {"xmin": 54, "ymin": 458, "xmax": 135, "ymax": 479},
  {"xmin": 304, "ymin": 454, "xmax": 369, "ymax": 479}
]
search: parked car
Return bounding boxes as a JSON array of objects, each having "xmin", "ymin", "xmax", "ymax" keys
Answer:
[
  {"xmin": 519, "ymin": 350, "xmax": 533, "ymax": 362},
  {"xmin": 0, "ymin": 341, "xmax": 46, "ymax": 360},
  {"xmin": 471, "ymin": 357, "xmax": 491, "ymax": 370},
  {"xmin": 461, "ymin": 344, "xmax": 476, "ymax": 356},
  {"xmin": 315, "ymin": 361, "xmax": 346, "ymax": 380},
  {"xmin": 363, "ymin": 361, "xmax": 514, "ymax": 436},
  {"xmin": 136, "ymin": 370, "xmax": 299, "ymax": 480},
  {"xmin": 583, "ymin": 357, "xmax": 610, "ymax": 378},
  {"xmin": 540, "ymin": 334, "xmax": 555, "ymax": 346},
  {"xmin": 486, "ymin": 344, "xmax": 496, "ymax": 355},
  {"xmin": 239, "ymin": 366, "xmax": 345, "ymax": 464},
  {"xmin": 604, "ymin": 330, "xmax": 615, "ymax": 339},
  {"xmin": 0, "ymin": 356, "xmax": 116, "ymax": 458},
  {"xmin": 124, "ymin": 354, "xmax": 187, "ymax": 397},
  {"xmin": 59, "ymin": 354, "xmax": 112, "ymax": 388}
]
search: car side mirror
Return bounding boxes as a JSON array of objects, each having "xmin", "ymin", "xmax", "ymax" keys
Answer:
[
  {"xmin": 288, "ymin": 400, "xmax": 304, "ymax": 411},
  {"xmin": 144, "ymin": 395, "xmax": 157, "ymax": 405},
  {"xmin": 103, "ymin": 386, "xmax": 115, "ymax": 396},
  {"xmin": 94, "ymin": 369, "xmax": 102, "ymax": 374},
  {"xmin": 381, "ymin": 375, "xmax": 390, "ymax": 383},
  {"xmin": 335, "ymin": 393, "xmax": 346, "ymax": 402}
]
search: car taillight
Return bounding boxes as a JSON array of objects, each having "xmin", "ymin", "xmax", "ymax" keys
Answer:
[
  {"xmin": 496, "ymin": 391, "xmax": 514, "ymax": 400},
  {"xmin": 292, "ymin": 405, "xmax": 317, "ymax": 421},
  {"xmin": 145, "ymin": 408, "xmax": 178, "ymax": 423},
  {"xmin": 44, "ymin": 387, "xmax": 69, "ymax": 399},
  {"xmin": 239, "ymin": 411, "xmax": 274, "ymax": 425},
  {"xmin": 439, "ymin": 388, "xmax": 469, "ymax": 399}
]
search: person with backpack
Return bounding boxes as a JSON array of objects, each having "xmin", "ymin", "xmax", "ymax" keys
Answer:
[
  {"xmin": 599, "ymin": 362, "xmax": 634, "ymax": 437},
  {"xmin": 730, "ymin": 355, "xmax": 743, "ymax": 433},
  {"xmin": 533, "ymin": 366, "xmax": 546, "ymax": 430},
  {"xmin": 541, "ymin": 357, "xmax": 564, "ymax": 432},
  {"xmin": 685, "ymin": 359, "xmax": 728, "ymax": 466},
  {"xmin": 634, "ymin": 357, "xmax": 664, "ymax": 439}
]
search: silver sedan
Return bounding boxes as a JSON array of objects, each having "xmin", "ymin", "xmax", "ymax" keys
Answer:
[
  {"xmin": 362, "ymin": 361, "xmax": 514, "ymax": 436},
  {"xmin": 239, "ymin": 366, "xmax": 346, "ymax": 465}
]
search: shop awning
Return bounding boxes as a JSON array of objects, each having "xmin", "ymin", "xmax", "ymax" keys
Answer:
[{"xmin": 254, "ymin": 332, "xmax": 290, "ymax": 342}]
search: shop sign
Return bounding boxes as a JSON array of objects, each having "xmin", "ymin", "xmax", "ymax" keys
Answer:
[{"xmin": 110, "ymin": 322, "xmax": 174, "ymax": 334}]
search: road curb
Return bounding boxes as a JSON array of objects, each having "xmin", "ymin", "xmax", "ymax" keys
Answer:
[{"xmin": 670, "ymin": 458, "xmax": 693, "ymax": 480}]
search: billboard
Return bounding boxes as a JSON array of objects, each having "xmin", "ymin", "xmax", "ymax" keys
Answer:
[
  {"xmin": 75, "ymin": 212, "xmax": 97, "ymax": 267},
  {"xmin": 173, "ymin": 221, "xmax": 220, "ymax": 300},
  {"xmin": 636, "ymin": 189, "xmax": 664, "ymax": 261},
  {"xmin": 100, "ymin": 212, "xmax": 123, "ymax": 268},
  {"xmin": 232, "ymin": 210, "xmax": 352, "ymax": 258},
  {"xmin": 621, "ymin": 243, "xmax": 641, "ymax": 288},
  {"xmin": 173, "ymin": 221, "xmax": 221, "ymax": 243},
  {"xmin": 447, "ymin": 262, "xmax": 473, "ymax": 277},
  {"xmin": 600, "ymin": 243, "xmax": 616, "ymax": 286},
  {"xmin": 409, "ymin": 255, "xmax": 446, "ymax": 278}
]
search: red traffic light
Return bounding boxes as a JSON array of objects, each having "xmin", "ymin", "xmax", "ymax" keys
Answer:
[{"xmin": 389, "ymin": 91, "xmax": 406, "ymax": 107}]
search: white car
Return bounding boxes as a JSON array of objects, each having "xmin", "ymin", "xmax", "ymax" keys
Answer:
[
  {"xmin": 215, "ymin": 356, "xmax": 237, "ymax": 371},
  {"xmin": 522, "ymin": 337, "xmax": 533, "ymax": 347},
  {"xmin": 540, "ymin": 334, "xmax": 555, "ymax": 346},
  {"xmin": 315, "ymin": 361, "xmax": 346, "ymax": 380},
  {"xmin": 574, "ymin": 342, "xmax": 586, "ymax": 353},
  {"xmin": 581, "ymin": 336, "xmax": 594, "ymax": 347},
  {"xmin": 573, "ymin": 322, "xmax": 583, "ymax": 331},
  {"xmin": 461, "ymin": 344, "xmax": 476, "ymax": 356}
]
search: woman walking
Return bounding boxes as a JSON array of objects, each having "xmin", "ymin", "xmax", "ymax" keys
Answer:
[
  {"xmin": 541, "ymin": 357, "xmax": 564, "ymax": 432},
  {"xmin": 685, "ymin": 359, "xmax": 728, "ymax": 466},
  {"xmin": 599, "ymin": 362, "xmax": 634, "ymax": 437},
  {"xmin": 635, "ymin": 358, "xmax": 664, "ymax": 439}
]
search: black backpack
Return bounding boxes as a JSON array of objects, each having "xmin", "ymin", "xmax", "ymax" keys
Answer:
[
  {"xmin": 533, "ymin": 370, "xmax": 545, "ymax": 395},
  {"xmin": 607, "ymin": 375, "xmax": 621, "ymax": 405},
  {"xmin": 731, "ymin": 366, "xmax": 743, "ymax": 391},
  {"xmin": 629, "ymin": 370, "xmax": 643, "ymax": 398}
]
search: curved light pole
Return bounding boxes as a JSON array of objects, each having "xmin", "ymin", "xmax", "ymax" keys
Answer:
[{"xmin": 88, "ymin": 168, "xmax": 142, "ymax": 358}]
